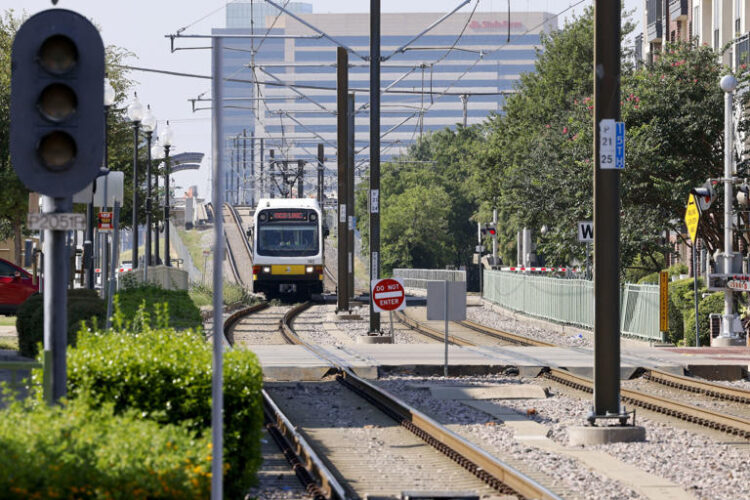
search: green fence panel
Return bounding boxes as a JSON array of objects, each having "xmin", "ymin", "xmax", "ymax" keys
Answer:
[{"xmin": 483, "ymin": 270, "xmax": 662, "ymax": 341}]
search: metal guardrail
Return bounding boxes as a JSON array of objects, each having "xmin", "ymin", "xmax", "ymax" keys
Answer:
[
  {"xmin": 482, "ymin": 270, "xmax": 663, "ymax": 341},
  {"xmin": 393, "ymin": 268, "xmax": 466, "ymax": 289}
]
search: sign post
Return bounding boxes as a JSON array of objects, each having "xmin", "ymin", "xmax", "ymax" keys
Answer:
[
  {"xmin": 684, "ymin": 194, "xmax": 701, "ymax": 347},
  {"xmin": 427, "ymin": 281, "xmax": 467, "ymax": 377}
]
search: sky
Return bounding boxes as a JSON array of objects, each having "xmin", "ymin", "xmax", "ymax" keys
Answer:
[{"xmin": 0, "ymin": 0, "xmax": 642, "ymax": 201}]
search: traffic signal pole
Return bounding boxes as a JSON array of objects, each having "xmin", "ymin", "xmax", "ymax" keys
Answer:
[
  {"xmin": 43, "ymin": 195, "xmax": 73, "ymax": 403},
  {"xmin": 337, "ymin": 47, "xmax": 350, "ymax": 311},
  {"xmin": 369, "ymin": 0, "xmax": 381, "ymax": 332},
  {"xmin": 592, "ymin": 0, "xmax": 622, "ymax": 420}
]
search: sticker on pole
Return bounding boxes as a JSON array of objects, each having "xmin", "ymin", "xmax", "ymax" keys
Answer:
[
  {"xmin": 371, "ymin": 277, "xmax": 406, "ymax": 313},
  {"xmin": 599, "ymin": 119, "xmax": 625, "ymax": 169}
]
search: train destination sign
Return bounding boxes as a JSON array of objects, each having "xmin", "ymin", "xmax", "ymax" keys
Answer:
[
  {"xmin": 371, "ymin": 277, "xmax": 406, "ymax": 313},
  {"xmin": 269, "ymin": 211, "xmax": 307, "ymax": 221}
]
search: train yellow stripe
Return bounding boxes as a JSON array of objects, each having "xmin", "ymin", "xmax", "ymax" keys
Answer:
[{"xmin": 271, "ymin": 265, "xmax": 306, "ymax": 275}]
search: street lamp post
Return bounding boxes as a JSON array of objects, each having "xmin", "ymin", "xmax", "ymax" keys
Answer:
[
  {"xmin": 161, "ymin": 122, "xmax": 174, "ymax": 267},
  {"xmin": 142, "ymin": 105, "xmax": 156, "ymax": 279},
  {"xmin": 151, "ymin": 142, "xmax": 161, "ymax": 265},
  {"xmin": 717, "ymin": 75, "xmax": 744, "ymax": 346},
  {"xmin": 127, "ymin": 93, "xmax": 144, "ymax": 269},
  {"xmin": 101, "ymin": 78, "xmax": 115, "ymax": 296}
]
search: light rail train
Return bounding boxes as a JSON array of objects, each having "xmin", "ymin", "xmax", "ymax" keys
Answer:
[{"xmin": 251, "ymin": 198, "xmax": 326, "ymax": 298}]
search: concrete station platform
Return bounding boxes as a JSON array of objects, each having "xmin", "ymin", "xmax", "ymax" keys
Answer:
[{"xmin": 249, "ymin": 342, "xmax": 749, "ymax": 381}]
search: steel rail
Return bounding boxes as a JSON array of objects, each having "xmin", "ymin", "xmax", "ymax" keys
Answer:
[
  {"xmin": 543, "ymin": 368, "xmax": 750, "ymax": 439},
  {"xmin": 458, "ymin": 319, "xmax": 555, "ymax": 347},
  {"xmin": 642, "ymin": 368, "xmax": 750, "ymax": 404},
  {"xmin": 394, "ymin": 310, "xmax": 473, "ymax": 346},
  {"xmin": 276, "ymin": 303, "xmax": 560, "ymax": 500},
  {"xmin": 225, "ymin": 203, "xmax": 254, "ymax": 258},
  {"xmin": 263, "ymin": 390, "xmax": 348, "ymax": 500},
  {"xmin": 223, "ymin": 302, "xmax": 269, "ymax": 343}
]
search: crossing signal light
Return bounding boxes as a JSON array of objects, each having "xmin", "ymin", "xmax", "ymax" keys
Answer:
[
  {"xmin": 10, "ymin": 9, "xmax": 105, "ymax": 197},
  {"xmin": 482, "ymin": 223, "xmax": 497, "ymax": 237},
  {"xmin": 689, "ymin": 183, "xmax": 715, "ymax": 213}
]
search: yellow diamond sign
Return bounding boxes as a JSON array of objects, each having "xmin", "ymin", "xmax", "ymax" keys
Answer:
[{"xmin": 684, "ymin": 194, "xmax": 700, "ymax": 242}]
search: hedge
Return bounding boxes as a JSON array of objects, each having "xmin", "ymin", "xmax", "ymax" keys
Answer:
[
  {"xmin": 0, "ymin": 397, "xmax": 211, "ymax": 499},
  {"xmin": 63, "ymin": 326, "xmax": 263, "ymax": 497},
  {"xmin": 114, "ymin": 284, "xmax": 201, "ymax": 331},
  {"xmin": 683, "ymin": 292, "xmax": 724, "ymax": 346},
  {"xmin": 16, "ymin": 289, "xmax": 106, "ymax": 358}
]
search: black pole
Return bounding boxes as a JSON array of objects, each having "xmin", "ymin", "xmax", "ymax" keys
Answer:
[
  {"xmin": 154, "ymin": 152, "xmax": 160, "ymax": 265},
  {"xmin": 317, "ymin": 143, "xmax": 324, "ymax": 203},
  {"xmin": 132, "ymin": 121, "xmax": 140, "ymax": 269},
  {"xmin": 297, "ymin": 159, "xmax": 304, "ymax": 198},
  {"xmin": 593, "ymin": 0, "xmax": 622, "ymax": 418},
  {"xmin": 269, "ymin": 149, "xmax": 275, "ymax": 198},
  {"xmin": 243, "ymin": 129, "xmax": 247, "ymax": 205},
  {"xmin": 164, "ymin": 145, "xmax": 171, "ymax": 267},
  {"xmin": 250, "ymin": 130, "xmax": 256, "ymax": 206},
  {"xmin": 85, "ymin": 201, "xmax": 94, "ymax": 289},
  {"xmin": 259, "ymin": 138, "xmax": 264, "ymax": 199},
  {"xmin": 369, "ymin": 0, "xmax": 381, "ymax": 332},
  {"xmin": 337, "ymin": 46, "xmax": 350, "ymax": 312},
  {"xmin": 145, "ymin": 131, "xmax": 153, "ymax": 266}
]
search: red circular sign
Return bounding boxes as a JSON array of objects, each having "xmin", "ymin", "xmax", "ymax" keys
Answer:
[{"xmin": 371, "ymin": 278, "xmax": 405, "ymax": 312}]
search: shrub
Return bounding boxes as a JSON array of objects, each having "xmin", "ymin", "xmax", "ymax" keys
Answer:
[
  {"xmin": 63, "ymin": 326, "xmax": 263, "ymax": 497},
  {"xmin": 115, "ymin": 284, "xmax": 201, "ymax": 331},
  {"xmin": 0, "ymin": 396, "xmax": 211, "ymax": 499},
  {"xmin": 16, "ymin": 289, "xmax": 106, "ymax": 358},
  {"xmin": 683, "ymin": 292, "xmax": 724, "ymax": 346}
]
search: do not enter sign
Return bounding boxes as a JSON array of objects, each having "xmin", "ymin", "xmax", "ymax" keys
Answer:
[{"xmin": 371, "ymin": 278, "xmax": 406, "ymax": 312}]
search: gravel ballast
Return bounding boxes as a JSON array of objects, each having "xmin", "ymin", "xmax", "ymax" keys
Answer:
[{"xmin": 374, "ymin": 374, "xmax": 749, "ymax": 500}]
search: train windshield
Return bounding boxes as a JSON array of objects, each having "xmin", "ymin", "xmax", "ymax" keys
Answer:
[{"xmin": 257, "ymin": 224, "xmax": 319, "ymax": 257}]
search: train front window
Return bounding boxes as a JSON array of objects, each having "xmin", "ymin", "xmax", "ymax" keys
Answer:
[{"xmin": 257, "ymin": 224, "xmax": 319, "ymax": 257}]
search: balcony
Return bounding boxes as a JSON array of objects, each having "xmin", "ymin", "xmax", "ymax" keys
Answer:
[
  {"xmin": 736, "ymin": 33, "xmax": 750, "ymax": 69},
  {"xmin": 646, "ymin": 0, "xmax": 663, "ymax": 42},
  {"xmin": 669, "ymin": 0, "xmax": 688, "ymax": 21}
]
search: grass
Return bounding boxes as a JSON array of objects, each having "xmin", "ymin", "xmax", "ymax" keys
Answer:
[
  {"xmin": 177, "ymin": 227, "xmax": 211, "ymax": 275},
  {"xmin": 189, "ymin": 282, "xmax": 259, "ymax": 308},
  {"xmin": 0, "ymin": 338, "xmax": 18, "ymax": 350},
  {"xmin": 0, "ymin": 316, "xmax": 16, "ymax": 326}
]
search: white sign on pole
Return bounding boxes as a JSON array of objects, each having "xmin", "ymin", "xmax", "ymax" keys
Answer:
[
  {"xmin": 94, "ymin": 171, "xmax": 125, "ymax": 207},
  {"xmin": 370, "ymin": 189, "xmax": 379, "ymax": 213},
  {"xmin": 339, "ymin": 203, "xmax": 347, "ymax": 223},
  {"xmin": 577, "ymin": 221, "xmax": 594, "ymax": 242},
  {"xmin": 599, "ymin": 119, "xmax": 625, "ymax": 170}
]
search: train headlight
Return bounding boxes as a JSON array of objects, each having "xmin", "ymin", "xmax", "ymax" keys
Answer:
[
  {"xmin": 262, "ymin": 266, "xmax": 271, "ymax": 273},
  {"xmin": 306, "ymin": 266, "xmax": 314, "ymax": 273}
]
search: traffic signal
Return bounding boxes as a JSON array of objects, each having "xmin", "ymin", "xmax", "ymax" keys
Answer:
[
  {"xmin": 690, "ymin": 183, "xmax": 715, "ymax": 213},
  {"xmin": 481, "ymin": 223, "xmax": 497, "ymax": 237},
  {"xmin": 10, "ymin": 9, "xmax": 105, "ymax": 197}
]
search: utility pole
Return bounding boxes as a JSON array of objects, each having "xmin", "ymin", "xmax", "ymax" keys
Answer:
[
  {"xmin": 347, "ymin": 92, "xmax": 355, "ymax": 299},
  {"xmin": 337, "ymin": 46, "xmax": 350, "ymax": 312},
  {"xmin": 369, "ymin": 0, "xmax": 381, "ymax": 332},
  {"xmin": 592, "ymin": 0, "xmax": 622, "ymax": 420},
  {"xmin": 317, "ymin": 143, "xmax": 324, "ymax": 203},
  {"xmin": 297, "ymin": 159, "xmax": 304, "ymax": 198},
  {"xmin": 242, "ymin": 129, "xmax": 247, "ymax": 205},
  {"xmin": 259, "ymin": 138, "xmax": 264, "ymax": 200},
  {"xmin": 250, "ymin": 130, "xmax": 255, "ymax": 206},
  {"xmin": 268, "ymin": 149, "xmax": 276, "ymax": 198},
  {"xmin": 460, "ymin": 94, "xmax": 468, "ymax": 127}
]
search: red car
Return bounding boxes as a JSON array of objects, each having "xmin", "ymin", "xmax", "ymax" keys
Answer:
[{"xmin": 0, "ymin": 258, "xmax": 38, "ymax": 315}]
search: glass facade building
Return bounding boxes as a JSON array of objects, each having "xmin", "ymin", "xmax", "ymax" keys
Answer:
[{"xmin": 213, "ymin": 4, "xmax": 556, "ymax": 204}]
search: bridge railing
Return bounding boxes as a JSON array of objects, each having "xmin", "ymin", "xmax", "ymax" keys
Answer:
[
  {"xmin": 483, "ymin": 270, "xmax": 663, "ymax": 341},
  {"xmin": 393, "ymin": 268, "xmax": 466, "ymax": 290}
]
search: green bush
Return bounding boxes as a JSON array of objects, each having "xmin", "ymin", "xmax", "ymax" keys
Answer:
[
  {"xmin": 0, "ymin": 397, "xmax": 211, "ymax": 499},
  {"xmin": 16, "ymin": 289, "xmax": 106, "ymax": 358},
  {"xmin": 683, "ymin": 292, "xmax": 724, "ymax": 346},
  {"xmin": 63, "ymin": 326, "xmax": 263, "ymax": 497},
  {"xmin": 115, "ymin": 284, "xmax": 201, "ymax": 331}
]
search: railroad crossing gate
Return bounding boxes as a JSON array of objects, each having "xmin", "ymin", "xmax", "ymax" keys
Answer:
[
  {"xmin": 684, "ymin": 194, "xmax": 700, "ymax": 242},
  {"xmin": 371, "ymin": 278, "xmax": 406, "ymax": 313}
]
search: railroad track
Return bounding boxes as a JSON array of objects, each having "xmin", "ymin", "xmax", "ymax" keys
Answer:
[
  {"xmin": 222, "ymin": 203, "xmax": 253, "ymax": 287},
  {"xmin": 395, "ymin": 309, "xmax": 551, "ymax": 347},
  {"xmin": 396, "ymin": 309, "xmax": 750, "ymax": 440},
  {"xmin": 543, "ymin": 368, "xmax": 750, "ymax": 439},
  {"xmin": 229, "ymin": 302, "xmax": 561, "ymax": 499}
]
